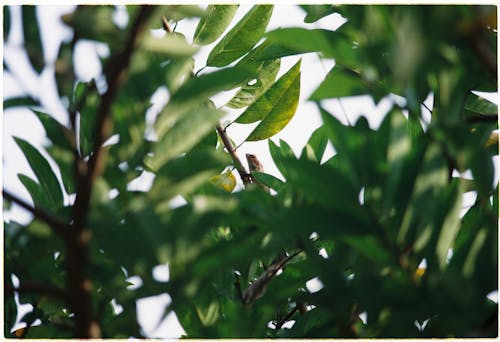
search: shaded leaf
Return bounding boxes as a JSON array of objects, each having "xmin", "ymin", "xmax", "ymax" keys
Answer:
[
  {"xmin": 32, "ymin": 110, "xmax": 73, "ymax": 150},
  {"xmin": 3, "ymin": 96, "xmax": 39, "ymax": 110},
  {"xmin": 194, "ymin": 5, "xmax": 239, "ymax": 45},
  {"xmin": 310, "ymin": 65, "xmax": 369, "ymax": 100},
  {"xmin": 14, "ymin": 137, "xmax": 63, "ymax": 209},
  {"xmin": 300, "ymin": 5, "xmax": 338, "ymax": 23},
  {"xmin": 22, "ymin": 6, "xmax": 44, "ymax": 73},
  {"xmin": 207, "ymin": 5, "xmax": 273, "ymax": 67},
  {"xmin": 3, "ymin": 6, "xmax": 10, "ymax": 40},
  {"xmin": 18, "ymin": 174, "xmax": 51, "ymax": 210},
  {"xmin": 301, "ymin": 125, "xmax": 328, "ymax": 162},
  {"xmin": 238, "ymin": 60, "xmax": 301, "ymax": 141}
]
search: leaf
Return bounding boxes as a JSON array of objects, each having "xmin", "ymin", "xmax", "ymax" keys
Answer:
[
  {"xmin": 210, "ymin": 170, "xmax": 237, "ymax": 193},
  {"xmin": 3, "ymin": 6, "xmax": 10, "ymax": 40},
  {"xmin": 146, "ymin": 106, "xmax": 224, "ymax": 172},
  {"xmin": 301, "ymin": 126, "xmax": 328, "ymax": 162},
  {"xmin": 268, "ymin": 139, "xmax": 295, "ymax": 179},
  {"xmin": 252, "ymin": 171, "xmax": 284, "ymax": 192},
  {"xmin": 14, "ymin": 137, "xmax": 63, "ymax": 209},
  {"xmin": 3, "ymin": 96, "xmax": 39, "ymax": 110},
  {"xmin": 266, "ymin": 28, "xmax": 336, "ymax": 57},
  {"xmin": 79, "ymin": 90, "xmax": 99, "ymax": 158},
  {"xmin": 310, "ymin": 65, "xmax": 368, "ymax": 100},
  {"xmin": 22, "ymin": 6, "xmax": 44, "ymax": 73},
  {"xmin": 226, "ymin": 41, "xmax": 281, "ymax": 109},
  {"xmin": 207, "ymin": 5, "xmax": 273, "ymax": 67},
  {"xmin": 435, "ymin": 181, "xmax": 463, "ymax": 269},
  {"xmin": 464, "ymin": 92, "xmax": 497, "ymax": 116},
  {"xmin": 18, "ymin": 174, "xmax": 51, "ymax": 210},
  {"xmin": 300, "ymin": 5, "xmax": 338, "ymax": 23},
  {"xmin": 194, "ymin": 5, "xmax": 239, "ymax": 45},
  {"xmin": 141, "ymin": 32, "xmax": 198, "ymax": 59},
  {"xmin": 32, "ymin": 110, "xmax": 72, "ymax": 150},
  {"xmin": 238, "ymin": 60, "xmax": 301, "ymax": 141},
  {"xmin": 55, "ymin": 41, "xmax": 75, "ymax": 99}
]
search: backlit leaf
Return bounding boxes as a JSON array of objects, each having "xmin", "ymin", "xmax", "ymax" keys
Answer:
[
  {"xmin": 194, "ymin": 5, "xmax": 239, "ymax": 45},
  {"xmin": 238, "ymin": 60, "xmax": 301, "ymax": 141},
  {"xmin": 207, "ymin": 5, "xmax": 273, "ymax": 67}
]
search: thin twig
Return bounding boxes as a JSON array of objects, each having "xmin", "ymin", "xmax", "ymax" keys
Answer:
[
  {"xmin": 216, "ymin": 124, "xmax": 252, "ymax": 186},
  {"xmin": 2, "ymin": 190, "xmax": 69, "ymax": 239}
]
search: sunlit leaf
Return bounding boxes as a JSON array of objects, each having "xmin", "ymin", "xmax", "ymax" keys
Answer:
[
  {"xmin": 22, "ymin": 6, "xmax": 44, "ymax": 73},
  {"xmin": 207, "ymin": 5, "xmax": 273, "ymax": 67},
  {"xmin": 210, "ymin": 170, "xmax": 237, "ymax": 193},
  {"xmin": 194, "ymin": 5, "xmax": 239, "ymax": 45},
  {"xmin": 238, "ymin": 60, "xmax": 301, "ymax": 141},
  {"xmin": 141, "ymin": 32, "xmax": 198, "ymax": 59},
  {"xmin": 227, "ymin": 41, "xmax": 281, "ymax": 109}
]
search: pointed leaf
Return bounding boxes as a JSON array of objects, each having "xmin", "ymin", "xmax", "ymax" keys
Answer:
[
  {"xmin": 268, "ymin": 139, "xmax": 295, "ymax": 179},
  {"xmin": 300, "ymin": 5, "xmax": 337, "ymax": 23},
  {"xmin": 194, "ymin": 5, "xmax": 239, "ymax": 45},
  {"xmin": 14, "ymin": 137, "xmax": 63, "ymax": 209},
  {"xmin": 464, "ymin": 92, "xmax": 497, "ymax": 116},
  {"xmin": 310, "ymin": 65, "xmax": 367, "ymax": 100},
  {"xmin": 22, "ymin": 6, "xmax": 44, "ymax": 73},
  {"xmin": 266, "ymin": 28, "xmax": 336, "ymax": 57},
  {"xmin": 32, "ymin": 110, "xmax": 73, "ymax": 150},
  {"xmin": 4, "ymin": 6, "xmax": 10, "ymax": 40},
  {"xmin": 207, "ymin": 5, "xmax": 273, "ymax": 67},
  {"xmin": 18, "ymin": 174, "xmax": 51, "ymax": 210},
  {"xmin": 301, "ymin": 125, "xmax": 328, "ymax": 162},
  {"xmin": 239, "ymin": 60, "xmax": 301, "ymax": 141}
]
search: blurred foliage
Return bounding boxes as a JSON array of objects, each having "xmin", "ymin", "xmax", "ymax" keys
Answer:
[{"xmin": 3, "ymin": 4, "xmax": 497, "ymax": 338}]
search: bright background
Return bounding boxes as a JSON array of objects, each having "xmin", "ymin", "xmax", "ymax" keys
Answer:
[{"xmin": 2, "ymin": 3, "xmax": 498, "ymax": 338}]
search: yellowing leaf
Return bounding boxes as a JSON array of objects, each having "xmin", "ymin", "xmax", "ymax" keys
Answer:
[
  {"xmin": 210, "ymin": 170, "xmax": 237, "ymax": 192},
  {"xmin": 237, "ymin": 59, "xmax": 301, "ymax": 141}
]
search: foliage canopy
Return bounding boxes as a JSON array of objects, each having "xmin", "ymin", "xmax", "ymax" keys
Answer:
[{"xmin": 3, "ymin": 4, "xmax": 498, "ymax": 338}]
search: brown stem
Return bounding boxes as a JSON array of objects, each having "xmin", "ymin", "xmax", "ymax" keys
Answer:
[
  {"xmin": 2, "ymin": 190, "xmax": 69, "ymax": 239},
  {"xmin": 68, "ymin": 6, "xmax": 155, "ymax": 338},
  {"xmin": 216, "ymin": 124, "xmax": 253, "ymax": 186}
]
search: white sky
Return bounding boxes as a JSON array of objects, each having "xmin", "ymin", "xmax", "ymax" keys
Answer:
[{"xmin": 2, "ymin": 3, "xmax": 498, "ymax": 338}]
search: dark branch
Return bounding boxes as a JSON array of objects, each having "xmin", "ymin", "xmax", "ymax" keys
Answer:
[
  {"xmin": 465, "ymin": 114, "xmax": 498, "ymax": 124},
  {"xmin": 2, "ymin": 190, "xmax": 69, "ymax": 239},
  {"xmin": 67, "ymin": 6, "xmax": 155, "ymax": 339}
]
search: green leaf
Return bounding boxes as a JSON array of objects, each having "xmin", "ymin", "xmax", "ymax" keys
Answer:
[
  {"xmin": 435, "ymin": 181, "xmax": 463, "ymax": 269},
  {"xmin": 268, "ymin": 139, "xmax": 295, "ymax": 179},
  {"xmin": 3, "ymin": 96, "xmax": 39, "ymax": 110},
  {"xmin": 464, "ymin": 93, "xmax": 498, "ymax": 116},
  {"xmin": 14, "ymin": 137, "xmax": 63, "ymax": 209},
  {"xmin": 55, "ymin": 41, "xmax": 75, "ymax": 99},
  {"xmin": 146, "ymin": 106, "xmax": 224, "ymax": 171},
  {"xmin": 194, "ymin": 5, "xmax": 239, "ymax": 45},
  {"xmin": 300, "ymin": 5, "xmax": 337, "ymax": 23},
  {"xmin": 238, "ymin": 60, "xmax": 301, "ymax": 141},
  {"xmin": 18, "ymin": 174, "xmax": 51, "ymax": 210},
  {"xmin": 32, "ymin": 110, "xmax": 72, "ymax": 150},
  {"xmin": 252, "ymin": 171, "xmax": 284, "ymax": 192},
  {"xmin": 22, "ymin": 6, "xmax": 44, "ymax": 73},
  {"xmin": 227, "ymin": 42, "xmax": 281, "ymax": 109},
  {"xmin": 301, "ymin": 126, "xmax": 328, "ymax": 162},
  {"xmin": 207, "ymin": 5, "xmax": 273, "ymax": 67},
  {"xmin": 310, "ymin": 65, "xmax": 368, "ymax": 100},
  {"xmin": 79, "ymin": 90, "xmax": 99, "ymax": 158},
  {"xmin": 266, "ymin": 28, "xmax": 336, "ymax": 57},
  {"xmin": 47, "ymin": 145, "xmax": 75, "ymax": 194},
  {"xmin": 141, "ymin": 32, "xmax": 198, "ymax": 59},
  {"xmin": 3, "ymin": 6, "xmax": 10, "ymax": 40}
]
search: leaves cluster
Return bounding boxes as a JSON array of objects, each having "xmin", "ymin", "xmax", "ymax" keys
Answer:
[{"xmin": 3, "ymin": 4, "xmax": 498, "ymax": 338}]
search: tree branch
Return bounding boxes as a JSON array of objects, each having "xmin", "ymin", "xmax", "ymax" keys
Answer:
[
  {"xmin": 2, "ymin": 190, "xmax": 69, "ymax": 239},
  {"xmin": 67, "ymin": 6, "xmax": 155, "ymax": 338}
]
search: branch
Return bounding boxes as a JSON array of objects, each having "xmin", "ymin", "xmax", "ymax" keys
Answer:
[
  {"xmin": 216, "ymin": 124, "xmax": 253, "ymax": 186},
  {"xmin": 2, "ymin": 190, "xmax": 69, "ymax": 239},
  {"xmin": 67, "ymin": 6, "xmax": 155, "ymax": 338},
  {"xmin": 466, "ymin": 114, "xmax": 498, "ymax": 124}
]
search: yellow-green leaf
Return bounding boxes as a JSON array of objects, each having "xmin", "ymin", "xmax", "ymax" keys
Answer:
[
  {"xmin": 206, "ymin": 5, "xmax": 273, "ymax": 67},
  {"xmin": 237, "ymin": 59, "xmax": 301, "ymax": 141},
  {"xmin": 194, "ymin": 5, "xmax": 239, "ymax": 45},
  {"xmin": 210, "ymin": 170, "xmax": 237, "ymax": 192}
]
